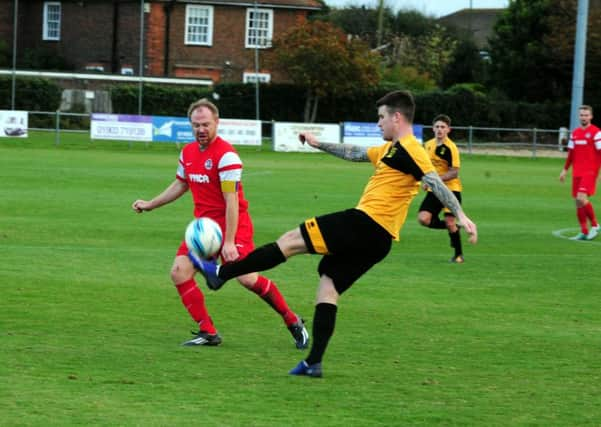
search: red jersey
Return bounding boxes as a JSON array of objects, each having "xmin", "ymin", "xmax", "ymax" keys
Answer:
[
  {"xmin": 565, "ymin": 124, "xmax": 601, "ymax": 177},
  {"xmin": 176, "ymin": 136, "xmax": 249, "ymax": 226}
]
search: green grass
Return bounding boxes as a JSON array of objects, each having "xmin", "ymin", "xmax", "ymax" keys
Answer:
[{"xmin": 2, "ymin": 133, "xmax": 601, "ymax": 426}]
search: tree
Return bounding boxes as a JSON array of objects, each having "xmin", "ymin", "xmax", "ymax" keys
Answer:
[
  {"xmin": 272, "ymin": 21, "xmax": 380, "ymax": 122},
  {"xmin": 543, "ymin": 0, "xmax": 601, "ymax": 105},
  {"xmin": 385, "ymin": 26, "xmax": 457, "ymax": 86},
  {"xmin": 440, "ymin": 37, "xmax": 487, "ymax": 89},
  {"xmin": 488, "ymin": 0, "xmax": 601, "ymax": 103},
  {"xmin": 317, "ymin": 6, "xmax": 390, "ymax": 48}
]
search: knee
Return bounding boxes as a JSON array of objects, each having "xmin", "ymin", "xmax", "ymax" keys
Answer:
[
  {"xmin": 418, "ymin": 212, "xmax": 431, "ymax": 226},
  {"xmin": 170, "ymin": 257, "xmax": 194, "ymax": 285},
  {"xmin": 445, "ymin": 216, "xmax": 457, "ymax": 231},
  {"xmin": 276, "ymin": 228, "xmax": 306, "ymax": 257},
  {"xmin": 576, "ymin": 197, "xmax": 588, "ymax": 208},
  {"xmin": 316, "ymin": 275, "xmax": 339, "ymax": 305}
]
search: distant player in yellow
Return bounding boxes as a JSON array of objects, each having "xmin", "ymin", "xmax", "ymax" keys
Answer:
[
  {"xmin": 418, "ymin": 114, "xmax": 464, "ymax": 263},
  {"xmin": 189, "ymin": 91, "xmax": 478, "ymax": 378}
]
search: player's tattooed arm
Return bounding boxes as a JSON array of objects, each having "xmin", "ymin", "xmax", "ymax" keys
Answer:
[
  {"xmin": 299, "ymin": 132, "xmax": 369, "ymax": 162},
  {"xmin": 316, "ymin": 142, "xmax": 370, "ymax": 162},
  {"xmin": 422, "ymin": 172, "xmax": 462, "ymax": 216}
]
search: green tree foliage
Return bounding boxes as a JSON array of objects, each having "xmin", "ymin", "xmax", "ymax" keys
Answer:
[
  {"xmin": 543, "ymin": 0, "xmax": 601, "ymax": 105},
  {"xmin": 487, "ymin": 0, "xmax": 586, "ymax": 102},
  {"xmin": 386, "ymin": 25, "xmax": 457, "ymax": 86},
  {"xmin": 317, "ymin": 6, "xmax": 388, "ymax": 48},
  {"xmin": 0, "ymin": 77, "xmax": 62, "ymax": 111},
  {"xmin": 381, "ymin": 65, "xmax": 436, "ymax": 91},
  {"xmin": 441, "ymin": 37, "xmax": 487, "ymax": 89},
  {"xmin": 390, "ymin": 9, "xmax": 437, "ymax": 37},
  {"xmin": 271, "ymin": 21, "xmax": 380, "ymax": 122}
]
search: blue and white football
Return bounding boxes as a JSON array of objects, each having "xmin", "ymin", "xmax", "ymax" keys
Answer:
[{"xmin": 185, "ymin": 217, "xmax": 223, "ymax": 259}]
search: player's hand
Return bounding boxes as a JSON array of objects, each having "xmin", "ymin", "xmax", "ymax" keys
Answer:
[
  {"xmin": 559, "ymin": 169, "xmax": 567, "ymax": 183},
  {"xmin": 421, "ymin": 182, "xmax": 429, "ymax": 191},
  {"xmin": 457, "ymin": 213, "xmax": 478, "ymax": 244},
  {"xmin": 132, "ymin": 199, "xmax": 152, "ymax": 213},
  {"xmin": 221, "ymin": 241, "xmax": 239, "ymax": 262},
  {"xmin": 299, "ymin": 132, "xmax": 319, "ymax": 148}
]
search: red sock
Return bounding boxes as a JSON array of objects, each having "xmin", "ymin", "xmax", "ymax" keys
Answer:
[
  {"xmin": 250, "ymin": 276, "xmax": 298, "ymax": 326},
  {"xmin": 577, "ymin": 207, "xmax": 589, "ymax": 235},
  {"xmin": 175, "ymin": 279, "xmax": 216, "ymax": 334},
  {"xmin": 583, "ymin": 202, "xmax": 598, "ymax": 227}
]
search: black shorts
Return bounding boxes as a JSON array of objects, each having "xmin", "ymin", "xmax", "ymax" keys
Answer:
[
  {"xmin": 419, "ymin": 191, "xmax": 462, "ymax": 216},
  {"xmin": 299, "ymin": 208, "xmax": 392, "ymax": 294}
]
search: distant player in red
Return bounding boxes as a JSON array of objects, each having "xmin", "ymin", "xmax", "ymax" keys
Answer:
[
  {"xmin": 132, "ymin": 98, "xmax": 308, "ymax": 347},
  {"xmin": 559, "ymin": 105, "xmax": 601, "ymax": 240}
]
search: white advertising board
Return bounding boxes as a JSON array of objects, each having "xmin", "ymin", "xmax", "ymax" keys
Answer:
[
  {"xmin": 0, "ymin": 110, "xmax": 28, "ymax": 137},
  {"xmin": 273, "ymin": 122, "xmax": 341, "ymax": 153},
  {"xmin": 91, "ymin": 114, "xmax": 153, "ymax": 141},
  {"xmin": 218, "ymin": 119, "xmax": 262, "ymax": 146}
]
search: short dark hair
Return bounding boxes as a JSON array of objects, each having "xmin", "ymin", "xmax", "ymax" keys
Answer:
[
  {"xmin": 580, "ymin": 105, "xmax": 593, "ymax": 114},
  {"xmin": 433, "ymin": 114, "xmax": 451, "ymax": 126},
  {"xmin": 376, "ymin": 90, "xmax": 415, "ymax": 123}
]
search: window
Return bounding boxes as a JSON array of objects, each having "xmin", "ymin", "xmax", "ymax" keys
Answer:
[
  {"xmin": 43, "ymin": 2, "xmax": 61, "ymax": 41},
  {"xmin": 243, "ymin": 72, "xmax": 271, "ymax": 84},
  {"xmin": 185, "ymin": 5, "xmax": 213, "ymax": 46},
  {"xmin": 245, "ymin": 8, "xmax": 273, "ymax": 49}
]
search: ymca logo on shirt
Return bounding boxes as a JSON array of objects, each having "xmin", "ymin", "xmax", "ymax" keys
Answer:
[{"xmin": 189, "ymin": 173, "xmax": 210, "ymax": 183}]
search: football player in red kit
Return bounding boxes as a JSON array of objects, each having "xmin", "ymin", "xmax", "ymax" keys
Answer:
[
  {"xmin": 560, "ymin": 105, "xmax": 601, "ymax": 240},
  {"xmin": 132, "ymin": 99, "xmax": 308, "ymax": 348}
]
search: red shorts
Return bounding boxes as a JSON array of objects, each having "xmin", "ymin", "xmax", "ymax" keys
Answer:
[
  {"xmin": 572, "ymin": 175, "xmax": 597, "ymax": 197},
  {"xmin": 176, "ymin": 212, "xmax": 255, "ymax": 261}
]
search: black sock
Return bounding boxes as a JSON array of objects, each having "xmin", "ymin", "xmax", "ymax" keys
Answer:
[
  {"xmin": 218, "ymin": 242, "xmax": 286, "ymax": 281},
  {"xmin": 305, "ymin": 303, "xmax": 337, "ymax": 366},
  {"xmin": 449, "ymin": 230, "xmax": 462, "ymax": 256},
  {"xmin": 428, "ymin": 215, "xmax": 447, "ymax": 229}
]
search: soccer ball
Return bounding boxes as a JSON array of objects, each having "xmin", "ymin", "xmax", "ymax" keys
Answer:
[{"xmin": 185, "ymin": 217, "xmax": 223, "ymax": 259}]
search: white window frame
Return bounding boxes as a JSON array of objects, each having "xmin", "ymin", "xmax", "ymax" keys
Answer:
[
  {"xmin": 245, "ymin": 8, "xmax": 273, "ymax": 49},
  {"xmin": 185, "ymin": 5, "xmax": 214, "ymax": 46},
  {"xmin": 243, "ymin": 72, "xmax": 271, "ymax": 84},
  {"xmin": 43, "ymin": 1, "xmax": 61, "ymax": 41}
]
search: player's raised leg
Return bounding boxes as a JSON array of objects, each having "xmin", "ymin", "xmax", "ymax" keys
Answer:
[
  {"xmin": 190, "ymin": 227, "xmax": 309, "ymax": 289},
  {"xmin": 170, "ymin": 254, "xmax": 221, "ymax": 346}
]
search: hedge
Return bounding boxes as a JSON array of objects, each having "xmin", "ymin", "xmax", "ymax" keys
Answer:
[
  {"xmin": 110, "ymin": 83, "xmax": 572, "ymax": 130},
  {"xmin": 0, "ymin": 76, "xmax": 62, "ymax": 112}
]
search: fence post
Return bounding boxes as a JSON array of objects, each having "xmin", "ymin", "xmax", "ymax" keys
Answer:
[
  {"xmin": 55, "ymin": 110, "xmax": 60, "ymax": 146},
  {"xmin": 468, "ymin": 126, "xmax": 473, "ymax": 154},
  {"xmin": 532, "ymin": 127, "xmax": 537, "ymax": 159}
]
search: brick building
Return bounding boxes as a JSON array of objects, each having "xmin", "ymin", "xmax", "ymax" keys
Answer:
[{"xmin": 0, "ymin": 0, "xmax": 322, "ymax": 83}]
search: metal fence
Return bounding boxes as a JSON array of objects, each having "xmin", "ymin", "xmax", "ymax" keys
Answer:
[{"xmin": 26, "ymin": 110, "xmax": 567, "ymax": 158}]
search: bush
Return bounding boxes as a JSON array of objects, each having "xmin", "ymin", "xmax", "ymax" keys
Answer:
[
  {"xmin": 109, "ymin": 82, "xmax": 571, "ymax": 129},
  {"xmin": 0, "ymin": 76, "xmax": 62, "ymax": 112}
]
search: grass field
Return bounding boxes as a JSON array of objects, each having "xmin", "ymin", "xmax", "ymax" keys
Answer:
[{"xmin": 2, "ymin": 133, "xmax": 601, "ymax": 426}]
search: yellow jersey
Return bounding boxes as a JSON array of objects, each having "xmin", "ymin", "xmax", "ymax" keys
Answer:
[
  {"xmin": 423, "ymin": 137, "xmax": 462, "ymax": 192},
  {"xmin": 356, "ymin": 134, "xmax": 435, "ymax": 240}
]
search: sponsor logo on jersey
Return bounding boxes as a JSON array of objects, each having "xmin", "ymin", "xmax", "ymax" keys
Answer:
[
  {"xmin": 205, "ymin": 159, "xmax": 213, "ymax": 170},
  {"xmin": 189, "ymin": 173, "xmax": 210, "ymax": 183}
]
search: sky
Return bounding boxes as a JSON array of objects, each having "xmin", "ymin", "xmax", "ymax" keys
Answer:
[{"xmin": 323, "ymin": 0, "xmax": 509, "ymax": 17}]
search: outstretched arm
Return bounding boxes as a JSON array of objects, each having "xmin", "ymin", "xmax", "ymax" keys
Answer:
[
  {"xmin": 132, "ymin": 179, "xmax": 189, "ymax": 213},
  {"xmin": 422, "ymin": 172, "xmax": 478, "ymax": 244},
  {"xmin": 299, "ymin": 132, "xmax": 369, "ymax": 162}
]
